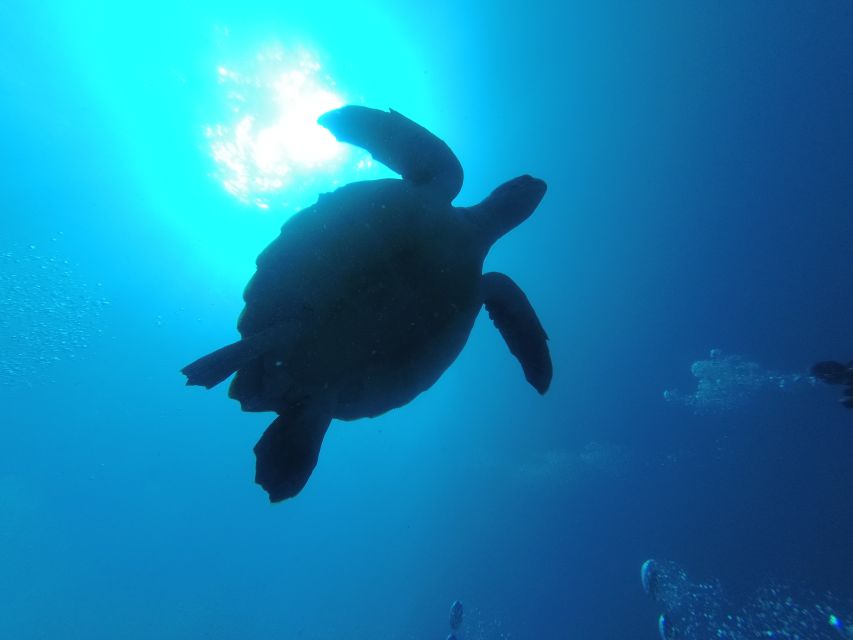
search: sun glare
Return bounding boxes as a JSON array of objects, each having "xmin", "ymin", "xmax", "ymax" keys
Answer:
[{"xmin": 206, "ymin": 44, "xmax": 347, "ymax": 209}]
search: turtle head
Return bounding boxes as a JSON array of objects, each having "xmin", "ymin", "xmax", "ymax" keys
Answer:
[{"xmin": 469, "ymin": 175, "xmax": 547, "ymax": 246}]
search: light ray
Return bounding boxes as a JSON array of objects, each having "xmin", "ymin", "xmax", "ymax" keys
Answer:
[{"xmin": 206, "ymin": 43, "xmax": 348, "ymax": 209}]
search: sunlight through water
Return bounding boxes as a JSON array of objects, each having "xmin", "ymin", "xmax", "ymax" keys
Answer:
[{"xmin": 206, "ymin": 42, "xmax": 349, "ymax": 209}]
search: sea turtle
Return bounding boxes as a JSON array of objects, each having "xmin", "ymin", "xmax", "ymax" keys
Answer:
[{"xmin": 182, "ymin": 106, "xmax": 552, "ymax": 502}]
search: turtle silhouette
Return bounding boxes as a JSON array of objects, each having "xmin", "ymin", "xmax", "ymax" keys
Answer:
[
  {"xmin": 182, "ymin": 106, "xmax": 552, "ymax": 501},
  {"xmin": 811, "ymin": 359, "xmax": 853, "ymax": 408}
]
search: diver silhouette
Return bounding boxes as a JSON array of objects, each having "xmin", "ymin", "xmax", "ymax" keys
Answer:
[{"xmin": 811, "ymin": 360, "xmax": 853, "ymax": 409}]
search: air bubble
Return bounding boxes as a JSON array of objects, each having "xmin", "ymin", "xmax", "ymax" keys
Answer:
[
  {"xmin": 664, "ymin": 349, "xmax": 815, "ymax": 414},
  {"xmin": 641, "ymin": 559, "xmax": 852, "ymax": 639},
  {"xmin": 0, "ymin": 239, "xmax": 109, "ymax": 386}
]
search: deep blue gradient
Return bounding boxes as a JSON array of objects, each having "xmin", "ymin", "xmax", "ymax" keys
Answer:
[{"xmin": 2, "ymin": 2, "xmax": 852, "ymax": 638}]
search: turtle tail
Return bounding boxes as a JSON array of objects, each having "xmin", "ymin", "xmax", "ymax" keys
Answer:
[{"xmin": 182, "ymin": 338, "xmax": 259, "ymax": 389}]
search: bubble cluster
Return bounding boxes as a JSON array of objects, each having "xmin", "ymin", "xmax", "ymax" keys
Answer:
[
  {"xmin": 578, "ymin": 440, "xmax": 633, "ymax": 473},
  {"xmin": 664, "ymin": 349, "xmax": 815, "ymax": 414},
  {"xmin": 0, "ymin": 237, "xmax": 110, "ymax": 386},
  {"xmin": 460, "ymin": 607, "xmax": 512, "ymax": 640},
  {"xmin": 640, "ymin": 558, "xmax": 853, "ymax": 639},
  {"xmin": 515, "ymin": 441, "xmax": 632, "ymax": 487}
]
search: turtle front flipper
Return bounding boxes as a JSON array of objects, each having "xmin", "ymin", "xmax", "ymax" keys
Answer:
[
  {"xmin": 253, "ymin": 403, "xmax": 333, "ymax": 502},
  {"xmin": 481, "ymin": 272, "xmax": 552, "ymax": 394},
  {"xmin": 319, "ymin": 106, "xmax": 464, "ymax": 202}
]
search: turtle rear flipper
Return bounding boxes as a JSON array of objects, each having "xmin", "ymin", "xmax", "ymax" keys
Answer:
[
  {"xmin": 481, "ymin": 272, "xmax": 552, "ymax": 394},
  {"xmin": 182, "ymin": 326, "xmax": 286, "ymax": 389},
  {"xmin": 181, "ymin": 339, "xmax": 257, "ymax": 389},
  {"xmin": 254, "ymin": 405, "xmax": 332, "ymax": 502},
  {"xmin": 319, "ymin": 106, "xmax": 464, "ymax": 201}
]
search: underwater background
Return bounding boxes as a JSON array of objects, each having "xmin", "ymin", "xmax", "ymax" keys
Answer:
[{"xmin": 2, "ymin": 1, "xmax": 852, "ymax": 638}]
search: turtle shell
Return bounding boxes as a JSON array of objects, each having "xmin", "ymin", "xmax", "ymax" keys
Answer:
[{"xmin": 228, "ymin": 177, "xmax": 485, "ymax": 419}]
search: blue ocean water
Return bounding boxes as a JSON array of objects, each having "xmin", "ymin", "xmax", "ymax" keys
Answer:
[{"xmin": 2, "ymin": 1, "xmax": 852, "ymax": 638}]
